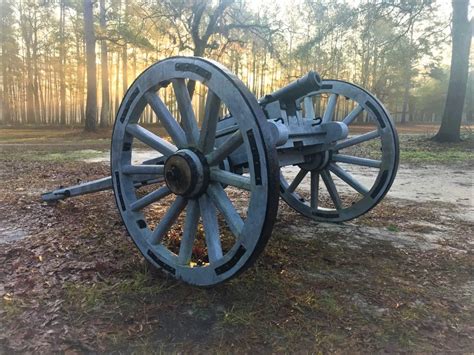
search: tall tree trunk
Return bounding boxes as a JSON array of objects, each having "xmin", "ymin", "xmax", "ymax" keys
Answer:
[
  {"xmin": 1, "ymin": 55, "xmax": 10, "ymax": 124},
  {"xmin": 467, "ymin": 71, "xmax": 474, "ymax": 123},
  {"xmin": 46, "ymin": 52, "xmax": 52, "ymax": 124},
  {"xmin": 1, "ymin": 0, "xmax": 11, "ymax": 124},
  {"xmin": 122, "ymin": 45, "xmax": 127, "ymax": 95},
  {"xmin": 59, "ymin": 0, "xmax": 66, "ymax": 124},
  {"xmin": 20, "ymin": 7, "xmax": 35, "ymax": 125},
  {"xmin": 76, "ymin": 35, "xmax": 85, "ymax": 124},
  {"xmin": 32, "ymin": 12, "xmax": 42, "ymax": 125},
  {"xmin": 187, "ymin": 43, "xmax": 205, "ymax": 98},
  {"xmin": 121, "ymin": 0, "xmax": 128, "ymax": 96},
  {"xmin": 400, "ymin": 80, "xmax": 410, "ymax": 123},
  {"xmin": 83, "ymin": 0, "xmax": 97, "ymax": 131},
  {"xmin": 115, "ymin": 51, "xmax": 120, "ymax": 118},
  {"xmin": 434, "ymin": 0, "xmax": 473, "ymax": 142},
  {"xmin": 99, "ymin": 0, "xmax": 109, "ymax": 128},
  {"xmin": 25, "ymin": 47, "xmax": 35, "ymax": 124},
  {"xmin": 20, "ymin": 4, "xmax": 37, "ymax": 124},
  {"xmin": 132, "ymin": 49, "xmax": 137, "ymax": 79},
  {"xmin": 401, "ymin": 26, "xmax": 414, "ymax": 124}
]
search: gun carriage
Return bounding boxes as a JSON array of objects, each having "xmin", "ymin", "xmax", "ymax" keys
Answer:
[{"xmin": 42, "ymin": 57, "xmax": 399, "ymax": 286}]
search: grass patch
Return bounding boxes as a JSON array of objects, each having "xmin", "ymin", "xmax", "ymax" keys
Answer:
[
  {"xmin": 400, "ymin": 149, "xmax": 473, "ymax": 163},
  {"xmin": 399, "ymin": 135, "xmax": 474, "ymax": 163},
  {"xmin": 386, "ymin": 224, "xmax": 400, "ymax": 232},
  {"xmin": 1, "ymin": 295, "xmax": 24, "ymax": 319},
  {"xmin": 221, "ymin": 305, "xmax": 256, "ymax": 326},
  {"xmin": 317, "ymin": 292, "xmax": 344, "ymax": 318},
  {"xmin": 63, "ymin": 268, "xmax": 172, "ymax": 314}
]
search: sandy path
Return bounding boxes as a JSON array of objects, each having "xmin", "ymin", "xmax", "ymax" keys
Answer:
[
  {"xmin": 280, "ymin": 163, "xmax": 473, "ymax": 222},
  {"xmin": 3, "ymin": 149, "xmax": 471, "ymax": 244},
  {"xmin": 86, "ymin": 149, "xmax": 473, "ymax": 216}
]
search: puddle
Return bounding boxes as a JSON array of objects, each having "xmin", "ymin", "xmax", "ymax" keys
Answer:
[{"xmin": 0, "ymin": 225, "xmax": 29, "ymax": 244}]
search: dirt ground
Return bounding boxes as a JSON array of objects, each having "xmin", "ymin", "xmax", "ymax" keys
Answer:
[{"xmin": 0, "ymin": 125, "xmax": 473, "ymax": 353}]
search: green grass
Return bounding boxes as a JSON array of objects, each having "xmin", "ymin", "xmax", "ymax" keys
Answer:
[
  {"xmin": 221, "ymin": 305, "xmax": 256, "ymax": 326},
  {"xmin": 63, "ymin": 268, "xmax": 172, "ymax": 314},
  {"xmin": 1, "ymin": 296, "xmax": 24, "ymax": 319},
  {"xmin": 399, "ymin": 134, "xmax": 474, "ymax": 163},
  {"xmin": 400, "ymin": 149, "xmax": 473, "ymax": 163},
  {"xmin": 387, "ymin": 224, "xmax": 400, "ymax": 232}
]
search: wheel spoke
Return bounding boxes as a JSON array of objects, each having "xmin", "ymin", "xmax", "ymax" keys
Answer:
[
  {"xmin": 335, "ymin": 130, "xmax": 380, "ymax": 150},
  {"xmin": 132, "ymin": 175, "xmax": 164, "ymax": 187},
  {"xmin": 150, "ymin": 196, "xmax": 187, "ymax": 244},
  {"xmin": 287, "ymin": 169, "xmax": 308, "ymax": 193},
  {"xmin": 303, "ymin": 96, "xmax": 315, "ymax": 118},
  {"xmin": 210, "ymin": 169, "xmax": 251, "ymax": 191},
  {"xmin": 206, "ymin": 130, "xmax": 243, "ymax": 166},
  {"xmin": 172, "ymin": 79, "xmax": 200, "ymax": 146},
  {"xmin": 198, "ymin": 91, "xmax": 221, "ymax": 154},
  {"xmin": 199, "ymin": 194, "xmax": 223, "ymax": 263},
  {"xmin": 322, "ymin": 94, "xmax": 338, "ymax": 123},
  {"xmin": 178, "ymin": 199, "xmax": 200, "ymax": 265},
  {"xmin": 328, "ymin": 163, "xmax": 369, "ymax": 195},
  {"xmin": 126, "ymin": 124, "xmax": 177, "ymax": 156},
  {"xmin": 320, "ymin": 169, "xmax": 342, "ymax": 210},
  {"xmin": 207, "ymin": 183, "xmax": 244, "ymax": 238},
  {"xmin": 142, "ymin": 156, "xmax": 166, "ymax": 165},
  {"xmin": 332, "ymin": 154, "xmax": 381, "ymax": 168},
  {"xmin": 215, "ymin": 124, "xmax": 238, "ymax": 138},
  {"xmin": 277, "ymin": 79, "xmax": 398, "ymax": 224},
  {"xmin": 310, "ymin": 171, "xmax": 319, "ymax": 209},
  {"xmin": 122, "ymin": 164, "xmax": 164, "ymax": 175},
  {"xmin": 342, "ymin": 104, "xmax": 364, "ymax": 125},
  {"xmin": 144, "ymin": 91, "xmax": 187, "ymax": 147},
  {"xmin": 130, "ymin": 186, "xmax": 171, "ymax": 211}
]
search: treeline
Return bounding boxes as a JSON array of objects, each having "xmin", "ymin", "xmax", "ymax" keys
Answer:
[{"xmin": 0, "ymin": 0, "xmax": 471, "ymax": 129}]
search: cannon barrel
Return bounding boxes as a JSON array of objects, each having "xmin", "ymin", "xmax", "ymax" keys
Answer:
[{"xmin": 260, "ymin": 70, "xmax": 322, "ymax": 105}]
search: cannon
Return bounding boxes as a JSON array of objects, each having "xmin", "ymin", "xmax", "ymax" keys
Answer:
[{"xmin": 42, "ymin": 57, "xmax": 399, "ymax": 286}]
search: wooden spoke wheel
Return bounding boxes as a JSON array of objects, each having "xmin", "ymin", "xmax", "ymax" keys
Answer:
[
  {"xmin": 111, "ymin": 57, "xmax": 279, "ymax": 286},
  {"xmin": 280, "ymin": 80, "xmax": 399, "ymax": 222}
]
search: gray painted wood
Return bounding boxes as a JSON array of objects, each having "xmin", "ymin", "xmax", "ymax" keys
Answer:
[{"xmin": 41, "ymin": 59, "xmax": 399, "ymax": 286}]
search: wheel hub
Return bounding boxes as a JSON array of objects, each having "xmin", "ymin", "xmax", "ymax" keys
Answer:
[
  {"xmin": 164, "ymin": 149, "xmax": 209, "ymax": 197},
  {"xmin": 299, "ymin": 151, "xmax": 331, "ymax": 171}
]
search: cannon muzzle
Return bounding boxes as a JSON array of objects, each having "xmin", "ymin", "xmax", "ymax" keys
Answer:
[{"xmin": 260, "ymin": 71, "xmax": 322, "ymax": 105}]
